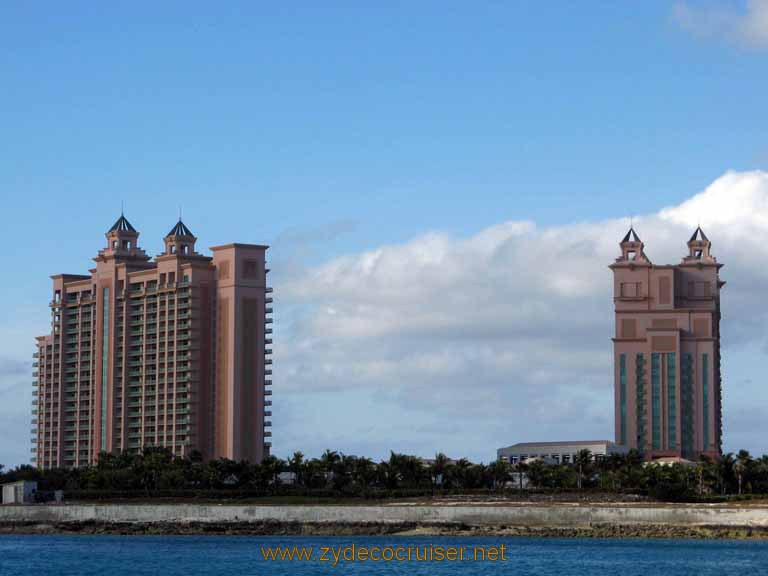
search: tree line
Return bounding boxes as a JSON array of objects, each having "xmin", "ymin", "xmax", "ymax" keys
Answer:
[{"xmin": 2, "ymin": 448, "xmax": 768, "ymax": 501}]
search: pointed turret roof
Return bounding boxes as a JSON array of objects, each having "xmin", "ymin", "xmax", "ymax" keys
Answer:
[
  {"xmin": 108, "ymin": 214, "xmax": 136, "ymax": 233},
  {"xmin": 166, "ymin": 219, "xmax": 194, "ymax": 238},
  {"xmin": 622, "ymin": 227, "xmax": 641, "ymax": 243},
  {"xmin": 689, "ymin": 226, "xmax": 709, "ymax": 243}
]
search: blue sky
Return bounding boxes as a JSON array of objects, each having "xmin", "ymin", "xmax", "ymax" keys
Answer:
[{"xmin": 2, "ymin": 2, "xmax": 768, "ymax": 466}]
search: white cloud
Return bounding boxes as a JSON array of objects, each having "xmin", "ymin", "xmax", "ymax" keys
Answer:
[
  {"xmin": 272, "ymin": 170, "xmax": 768, "ymax": 460},
  {"xmin": 673, "ymin": 0, "xmax": 768, "ymax": 49}
]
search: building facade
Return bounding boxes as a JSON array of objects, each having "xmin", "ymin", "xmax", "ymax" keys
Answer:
[
  {"xmin": 497, "ymin": 441, "xmax": 628, "ymax": 465},
  {"xmin": 32, "ymin": 216, "xmax": 273, "ymax": 469},
  {"xmin": 611, "ymin": 227, "xmax": 723, "ymax": 460}
]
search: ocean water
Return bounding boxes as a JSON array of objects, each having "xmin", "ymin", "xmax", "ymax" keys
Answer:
[{"xmin": 1, "ymin": 535, "xmax": 767, "ymax": 575}]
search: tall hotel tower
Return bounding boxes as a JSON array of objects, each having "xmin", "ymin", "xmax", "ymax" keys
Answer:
[
  {"xmin": 611, "ymin": 227, "xmax": 723, "ymax": 460},
  {"xmin": 32, "ymin": 215, "xmax": 273, "ymax": 469}
]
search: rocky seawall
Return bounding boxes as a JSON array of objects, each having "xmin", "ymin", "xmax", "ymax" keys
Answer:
[{"xmin": 2, "ymin": 504, "xmax": 768, "ymax": 539}]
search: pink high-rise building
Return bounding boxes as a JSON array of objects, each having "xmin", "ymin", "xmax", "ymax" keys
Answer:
[
  {"xmin": 31, "ymin": 215, "xmax": 273, "ymax": 469},
  {"xmin": 611, "ymin": 227, "xmax": 723, "ymax": 460}
]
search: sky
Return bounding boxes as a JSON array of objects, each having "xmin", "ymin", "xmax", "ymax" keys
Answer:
[{"xmin": 2, "ymin": 1, "xmax": 768, "ymax": 467}]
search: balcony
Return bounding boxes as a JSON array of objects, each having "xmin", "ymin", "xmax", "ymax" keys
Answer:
[
  {"xmin": 264, "ymin": 400, "xmax": 272, "ymax": 407},
  {"xmin": 264, "ymin": 420, "xmax": 272, "ymax": 427},
  {"xmin": 265, "ymin": 318, "xmax": 273, "ymax": 325}
]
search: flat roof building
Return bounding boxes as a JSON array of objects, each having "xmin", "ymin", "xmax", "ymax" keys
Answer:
[
  {"xmin": 1, "ymin": 480, "xmax": 37, "ymax": 505},
  {"xmin": 32, "ymin": 215, "xmax": 273, "ymax": 469},
  {"xmin": 497, "ymin": 441, "xmax": 629, "ymax": 465}
]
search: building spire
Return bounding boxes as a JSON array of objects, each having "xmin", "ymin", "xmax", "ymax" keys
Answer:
[
  {"xmin": 164, "ymin": 216, "xmax": 197, "ymax": 256},
  {"xmin": 689, "ymin": 226, "xmax": 709, "ymax": 243},
  {"xmin": 684, "ymin": 226, "xmax": 715, "ymax": 264},
  {"xmin": 615, "ymin": 223, "xmax": 649, "ymax": 264},
  {"xmin": 621, "ymin": 227, "xmax": 641, "ymax": 243},
  {"xmin": 108, "ymin": 213, "xmax": 136, "ymax": 233}
]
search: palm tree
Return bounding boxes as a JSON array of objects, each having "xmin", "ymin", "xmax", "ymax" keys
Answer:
[
  {"xmin": 288, "ymin": 451, "xmax": 305, "ymax": 486},
  {"xmin": 516, "ymin": 460, "xmax": 529, "ymax": 494},
  {"xmin": 320, "ymin": 449, "xmax": 341, "ymax": 481},
  {"xmin": 526, "ymin": 460, "xmax": 547, "ymax": 489},
  {"xmin": 489, "ymin": 457, "xmax": 511, "ymax": 491},
  {"xmin": 719, "ymin": 453, "xmax": 736, "ymax": 495},
  {"xmin": 453, "ymin": 458, "xmax": 472, "ymax": 491},
  {"xmin": 261, "ymin": 455, "xmax": 284, "ymax": 486},
  {"xmin": 431, "ymin": 453, "xmax": 450, "ymax": 491},
  {"xmin": 574, "ymin": 449, "xmax": 592, "ymax": 490},
  {"xmin": 353, "ymin": 457, "xmax": 376, "ymax": 489},
  {"xmin": 734, "ymin": 450, "xmax": 752, "ymax": 495}
]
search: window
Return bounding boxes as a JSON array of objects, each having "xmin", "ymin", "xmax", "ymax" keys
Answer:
[
  {"xmin": 703, "ymin": 353, "xmax": 709, "ymax": 450},
  {"xmin": 627, "ymin": 250, "xmax": 637, "ymax": 260},
  {"xmin": 170, "ymin": 245, "xmax": 176, "ymax": 254},
  {"xmin": 218, "ymin": 261, "xmax": 230, "ymax": 280},
  {"xmin": 658, "ymin": 276, "xmax": 671, "ymax": 305},
  {"xmin": 651, "ymin": 353, "xmax": 661, "ymax": 450},
  {"xmin": 244, "ymin": 259, "xmax": 259, "ymax": 279},
  {"xmin": 688, "ymin": 282, "xmax": 711, "ymax": 298},
  {"xmin": 619, "ymin": 354, "xmax": 627, "ymax": 445},
  {"xmin": 682, "ymin": 354, "xmax": 694, "ymax": 457},
  {"xmin": 667, "ymin": 353, "xmax": 677, "ymax": 449},
  {"xmin": 101, "ymin": 286, "xmax": 110, "ymax": 451},
  {"xmin": 621, "ymin": 282, "xmax": 640, "ymax": 298},
  {"xmin": 694, "ymin": 250, "xmax": 702, "ymax": 259}
]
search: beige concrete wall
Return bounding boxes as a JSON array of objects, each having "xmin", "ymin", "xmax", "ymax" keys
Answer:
[{"xmin": 1, "ymin": 504, "xmax": 768, "ymax": 528}]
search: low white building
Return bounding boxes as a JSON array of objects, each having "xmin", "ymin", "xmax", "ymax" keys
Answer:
[
  {"xmin": 1, "ymin": 480, "xmax": 38, "ymax": 505},
  {"xmin": 497, "ymin": 440, "xmax": 629, "ymax": 465}
]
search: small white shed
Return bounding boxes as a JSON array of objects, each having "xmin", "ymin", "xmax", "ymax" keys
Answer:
[{"xmin": 1, "ymin": 480, "xmax": 37, "ymax": 504}]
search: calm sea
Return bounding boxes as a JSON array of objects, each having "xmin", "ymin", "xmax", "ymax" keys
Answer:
[{"xmin": 1, "ymin": 535, "xmax": 767, "ymax": 575}]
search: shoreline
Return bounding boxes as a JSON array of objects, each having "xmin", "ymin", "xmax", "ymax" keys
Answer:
[
  {"xmin": 3, "ymin": 503, "xmax": 768, "ymax": 539},
  {"xmin": 2, "ymin": 520, "xmax": 768, "ymax": 539}
]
